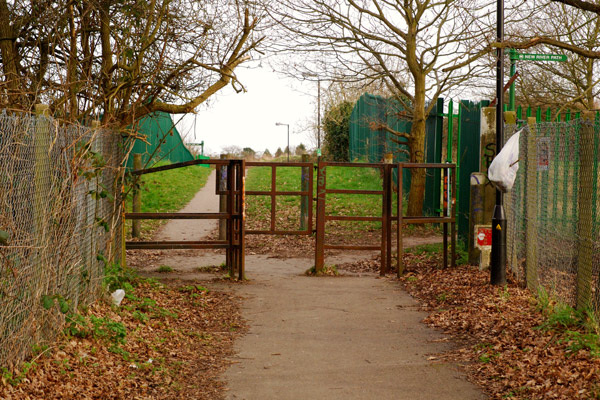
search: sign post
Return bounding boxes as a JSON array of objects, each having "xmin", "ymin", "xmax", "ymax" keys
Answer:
[{"xmin": 508, "ymin": 51, "xmax": 568, "ymax": 112}]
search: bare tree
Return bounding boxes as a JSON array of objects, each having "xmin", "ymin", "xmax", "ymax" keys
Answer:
[
  {"xmin": 0, "ymin": 0, "xmax": 265, "ymax": 127},
  {"xmin": 498, "ymin": 1, "xmax": 599, "ymax": 111},
  {"xmin": 500, "ymin": 0, "xmax": 600, "ymax": 60},
  {"xmin": 269, "ymin": 0, "xmax": 495, "ymax": 215}
]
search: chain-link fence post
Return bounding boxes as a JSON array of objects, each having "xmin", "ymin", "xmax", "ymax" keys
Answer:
[
  {"xmin": 525, "ymin": 117, "xmax": 539, "ymax": 290},
  {"xmin": 33, "ymin": 104, "xmax": 50, "ymax": 278},
  {"xmin": 576, "ymin": 114, "xmax": 595, "ymax": 309}
]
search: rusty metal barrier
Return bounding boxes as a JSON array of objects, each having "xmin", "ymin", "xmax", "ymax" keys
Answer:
[
  {"xmin": 125, "ymin": 158, "xmax": 246, "ymax": 280},
  {"xmin": 314, "ymin": 161, "xmax": 456, "ymax": 277},
  {"xmin": 395, "ymin": 163, "xmax": 456, "ymax": 277},
  {"xmin": 244, "ymin": 161, "xmax": 313, "ymax": 235},
  {"xmin": 314, "ymin": 161, "xmax": 395, "ymax": 275},
  {"xmin": 124, "ymin": 159, "xmax": 454, "ymax": 280}
]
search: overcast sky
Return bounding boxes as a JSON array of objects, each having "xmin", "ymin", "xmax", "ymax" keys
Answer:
[{"xmin": 174, "ymin": 66, "xmax": 317, "ymax": 156}]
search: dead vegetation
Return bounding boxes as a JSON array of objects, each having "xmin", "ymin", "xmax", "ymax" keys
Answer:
[{"xmin": 0, "ymin": 277, "xmax": 245, "ymax": 400}]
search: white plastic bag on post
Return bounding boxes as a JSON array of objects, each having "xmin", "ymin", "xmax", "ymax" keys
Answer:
[{"xmin": 488, "ymin": 129, "xmax": 522, "ymax": 192}]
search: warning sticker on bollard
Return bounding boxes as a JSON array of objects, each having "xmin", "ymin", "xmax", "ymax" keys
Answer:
[{"xmin": 476, "ymin": 225, "xmax": 492, "ymax": 248}]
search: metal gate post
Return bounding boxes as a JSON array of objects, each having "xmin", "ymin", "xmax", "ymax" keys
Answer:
[
  {"xmin": 443, "ymin": 167, "xmax": 449, "ymax": 269},
  {"xmin": 315, "ymin": 161, "xmax": 326, "ymax": 272},
  {"xmin": 238, "ymin": 160, "xmax": 246, "ymax": 280},
  {"xmin": 300, "ymin": 154, "xmax": 310, "ymax": 230},
  {"xmin": 386, "ymin": 164, "xmax": 393, "ymax": 272},
  {"xmin": 226, "ymin": 161, "xmax": 234, "ymax": 277},
  {"xmin": 397, "ymin": 163, "xmax": 404, "ymax": 277},
  {"xmin": 451, "ymin": 166, "xmax": 457, "ymax": 268},
  {"xmin": 380, "ymin": 165, "xmax": 389, "ymax": 276}
]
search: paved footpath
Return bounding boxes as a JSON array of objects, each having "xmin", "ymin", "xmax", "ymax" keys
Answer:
[{"xmin": 224, "ymin": 257, "xmax": 486, "ymax": 400}]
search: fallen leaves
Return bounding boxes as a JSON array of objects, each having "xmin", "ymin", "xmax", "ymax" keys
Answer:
[
  {"xmin": 395, "ymin": 253, "xmax": 600, "ymax": 400},
  {"xmin": 0, "ymin": 279, "xmax": 246, "ymax": 399}
]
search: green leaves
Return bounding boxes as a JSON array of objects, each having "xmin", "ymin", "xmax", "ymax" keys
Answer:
[
  {"xmin": 41, "ymin": 295, "xmax": 54, "ymax": 310},
  {"xmin": 0, "ymin": 229, "xmax": 8, "ymax": 245},
  {"xmin": 40, "ymin": 294, "xmax": 70, "ymax": 314}
]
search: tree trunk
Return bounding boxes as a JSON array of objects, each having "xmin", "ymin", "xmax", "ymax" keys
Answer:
[
  {"xmin": 406, "ymin": 78, "xmax": 427, "ymax": 216},
  {"xmin": 99, "ymin": 0, "xmax": 114, "ymax": 123},
  {"xmin": 0, "ymin": 0, "xmax": 21, "ymax": 106}
]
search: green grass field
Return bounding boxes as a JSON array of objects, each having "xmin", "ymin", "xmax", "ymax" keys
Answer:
[{"xmin": 126, "ymin": 162, "xmax": 213, "ymax": 238}]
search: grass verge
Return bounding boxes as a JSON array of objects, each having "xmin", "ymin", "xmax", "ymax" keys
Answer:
[{"xmin": 245, "ymin": 163, "xmax": 435, "ymax": 235}]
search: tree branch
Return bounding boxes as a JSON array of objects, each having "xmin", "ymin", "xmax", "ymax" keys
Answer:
[{"xmin": 493, "ymin": 38, "xmax": 600, "ymax": 59}]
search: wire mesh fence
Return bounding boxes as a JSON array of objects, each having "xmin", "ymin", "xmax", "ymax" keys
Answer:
[
  {"xmin": 506, "ymin": 116, "xmax": 600, "ymax": 310},
  {"xmin": 0, "ymin": 109, "xmax": 124, "ymax": 368}
]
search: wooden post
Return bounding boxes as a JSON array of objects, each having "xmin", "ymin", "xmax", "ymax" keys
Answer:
[
  {"xmin": 219, "ymin": 154, "xmax": 228, "ymax": 240},
  {"xmin": 576, "ymin": 113, "xmax": 595, "ymax": 309},
  {"xmin": 300, "ymin": 154, "xmax": 310, "ymax": 231},
  {"xmin": 33, "ymin": 104, "xmax": 50, "ymax": 271},
  {"xmin": 468, "ymin": 172, "xmax": 486, "ymax": 264},
  {"xmin": 132, "ymin": 153, "xmax": 142, "ymax": 238},
  {"xmin": 314, "ymin": 161, "xmax": 326, "ymax": 272},
  {"xmin": 525, "ymin": 117, "xmax": 538, "ymax": 290}
]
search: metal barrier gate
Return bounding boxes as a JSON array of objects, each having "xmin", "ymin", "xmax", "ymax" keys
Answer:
[
  {"xmin": 395, "ymin": 163, "xmax": 456, "ymax": 277},
  {"xmin": 125, "ymin": 159, "xmax": 246, "ymax": 280},
  {"xmin": 314, "ymin": 161, "xmax": 395, "ymax": 275},
  {"xmin": 125, "ymin": 159, "xmax": 455, "ymax": 280},
  {"xmin": 244, "ymin": 161, "xmax": 313, "ymax": 235},
  {"xmin": 314, "ymin": 161, "xmax": 456, "ymax": 276}
]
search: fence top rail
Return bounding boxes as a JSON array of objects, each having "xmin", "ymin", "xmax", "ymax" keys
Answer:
[
  {"xmin": 246, "ymin": 161, "xmax": 313, "ymax": 167},
  {"xmin": 319, "ymin": 161, "xmax": 393, "ymax": 168},
  {"xmin": 131, "ymin": 158, "xmax": 243, "ymax": 176},
  {"xmin": 399, "ymin": 162, "xmax": 456, "ymax": 169}
]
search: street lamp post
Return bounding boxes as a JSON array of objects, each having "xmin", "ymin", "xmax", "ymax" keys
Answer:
[
  {"xmin": 317, "ymin": 79, "xmax": 321, "ymax": 158},
  {"xmin": 301, "ymin": 73, "xmax": 322, "ymax": 158},
  {"xmin": 275, "ymin": 122, "xmax": 290, "ymax": 162},
  {"xmin": 490, "ymin": 0, "xmax": 507, "ymax": 286}
]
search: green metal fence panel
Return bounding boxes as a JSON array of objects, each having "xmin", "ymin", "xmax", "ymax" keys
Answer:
[
  {"xmin": 125, "ymin": 111, "xmax": 197, "ymax": 169},
  {"xmin": 349, "ymin": 93, "xmax": 412, "ymax": 190},
  {"xmin": 457, "ymin": 99, "xmax": 489, "ymax": 242},
  {"xmin": 349, "ymin": 93, "xmax": 444, "ymax": 214},
  {"xmin": 423, "ymin": 98, "xmax": 444, "ymax": 215}
]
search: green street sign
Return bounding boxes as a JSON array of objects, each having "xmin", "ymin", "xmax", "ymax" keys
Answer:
[{"xmin": 511, "ymin": 53, "xmax": 567, "ymax": 62}]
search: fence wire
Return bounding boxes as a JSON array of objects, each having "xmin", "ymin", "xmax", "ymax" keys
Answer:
[
  {"xmin": 506, "ymin": 118, "xmax": 600, "ymax": 310},
  {"xmin": 0, "ymin": 110, "xmax": 124, "ymax": 368}
]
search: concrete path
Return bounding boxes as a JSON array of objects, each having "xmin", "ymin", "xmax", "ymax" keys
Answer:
[{"xmin": 224, "ymin": 259, "xmax": 485, "ymax": 400}]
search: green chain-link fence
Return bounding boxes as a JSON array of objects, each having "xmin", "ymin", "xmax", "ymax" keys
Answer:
[{"xmin": 506, "ymin": 116, "xmax": 600, "ymax": 310}]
